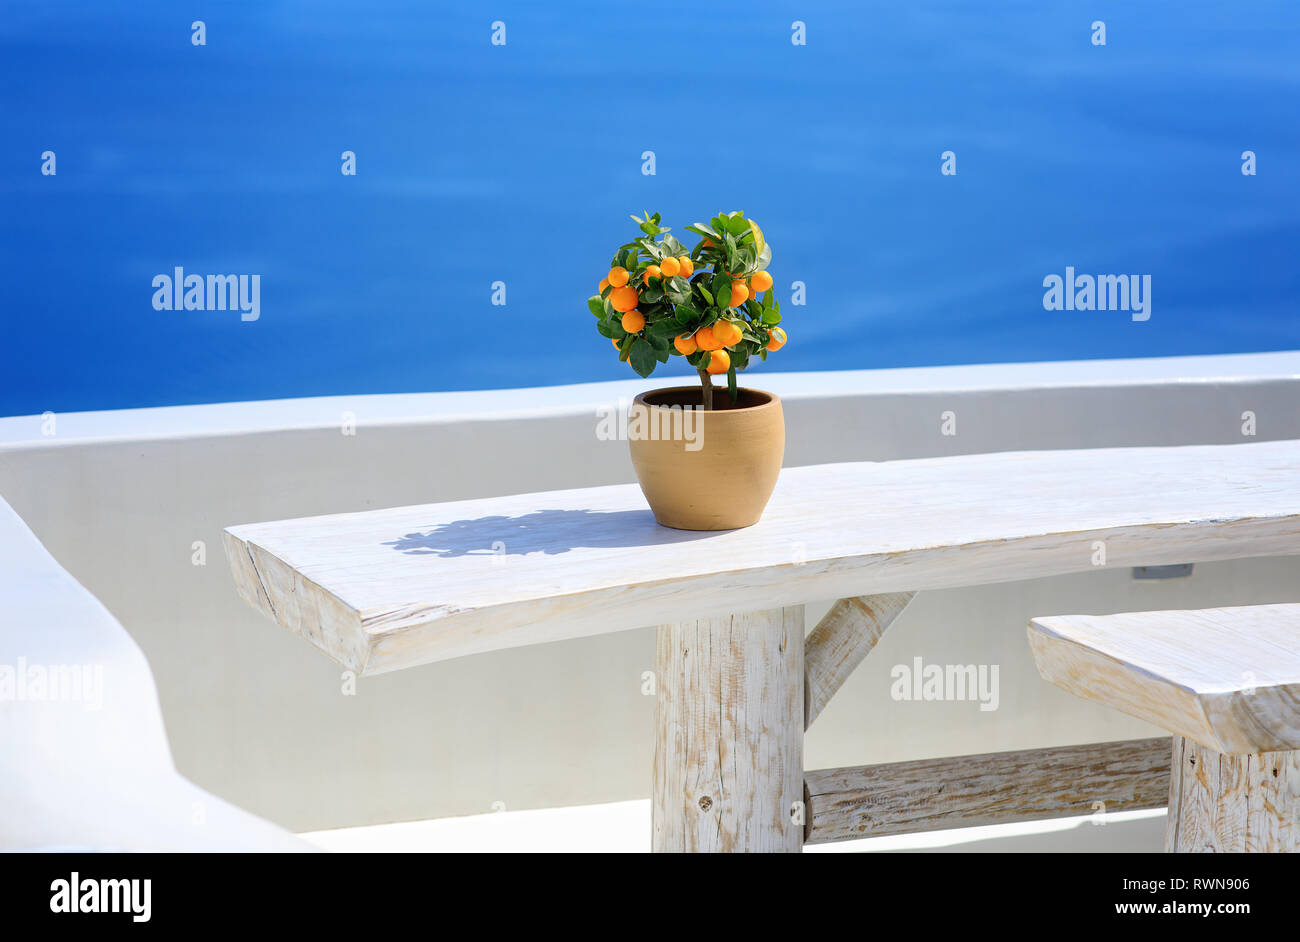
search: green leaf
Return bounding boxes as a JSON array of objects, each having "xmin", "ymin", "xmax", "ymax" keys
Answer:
[
  {"xmin": 711, "ymin": 273, "xmax": 732, "ymax": 308},
  {"xmin": 725, "ymin": 214, "xmax": 750, "ymax": 236},
  {"xmin": 665, "ymin": 276, "xmax": 691, "ymax": 304},
  {"xmin": 629, "ymin": 339, "xmax": 658, "ymax": 378},
  {"xmin": 761, "ymin": 309, "xmax": 782, "ymax": 325},
  {"xmin": 587, "ymin": 295, "xmax": 606, "ymax": 317},
  {"xmin": 642, "ymin": 284, "xmax": 664, "ymax": 303},
  {"xmin": 637, "ymin": 237, "xmax": 664, "ymax": 260},
  {"xmin": 697, "ymin": 285, "xmax": 714, "ymax": 307}
]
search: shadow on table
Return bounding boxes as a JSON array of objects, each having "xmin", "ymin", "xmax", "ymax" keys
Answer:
[{"xmin": 382, "ymin": 507, "xmax": 725, "ymax": 557}]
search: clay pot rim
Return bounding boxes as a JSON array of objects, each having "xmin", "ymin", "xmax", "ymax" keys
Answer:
[{"xmin": 633, "ymin": 386, "xmax": 780, "ymax": 413}]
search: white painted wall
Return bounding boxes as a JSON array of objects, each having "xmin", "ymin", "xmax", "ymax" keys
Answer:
[
  {"xmin": 1, "ymin": 351, "xmax": 1297, "ymax": 833},
  {"xmin": 0, "ymin": 499, "xmax": 307, "ymax": 851}
]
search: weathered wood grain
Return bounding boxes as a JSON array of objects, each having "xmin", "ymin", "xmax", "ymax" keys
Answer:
[
  {"xmin": 805, "ymin": 592, "xmax": 914, "ymax": 728},
  {"xmin": 223, "ymin": 440, "xmax": 1300, "ymax": 675},
  {"xmin": 1166, "ymin": 736, "xmax": 1300, "ymax": 852},
  {"xmin": 1029, "ymin": 604, "xmax": 1300, "ymax": 754},
  {"xmin": 804, "ymin": 738, "xmax": 1171, "ymax": 844},
  {"xmin": 653, "ymin": 607, "xmax": 804, "ymax": 853}
]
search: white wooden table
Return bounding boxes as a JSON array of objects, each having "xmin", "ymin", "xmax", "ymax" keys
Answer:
[{"xmin": 224, "ymin": 440, "xmax": 1300, "ymax": 852}]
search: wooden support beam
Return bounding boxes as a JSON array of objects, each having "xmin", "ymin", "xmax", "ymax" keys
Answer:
[
  {"xmin": 804, "ymin": 737, "xmax": 1171, "ymax": 845},
  {"xmin": 1166, "ymin": 737, "xmax": 1300, "ymax": 852},
  {"xmin": 804, "ymin": 592, "xmax": 914, "ymax": 728},
  {"xmin": 653, "ymin": 607, "xmax": 805, "ymax": 853}
]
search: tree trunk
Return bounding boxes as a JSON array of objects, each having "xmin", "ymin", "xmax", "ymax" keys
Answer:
[{"xmin": 697, "ymin": 367, "xmax": 713, "ymax": 411}]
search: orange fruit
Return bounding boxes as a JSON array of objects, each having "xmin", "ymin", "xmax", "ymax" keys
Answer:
[
  {"xmin": 621, "ymin": 310, "xmax": 645, "ymax": 333},
  {"xmin": 678, "ymin": 256, "xmax": 694, "ymax": 277},
  {"xmin": 599, "ymin": 277, "xmax": 610, "ymax": 293},
  {"xmin": 659, "ymin": 256, "xmax": 680, "ymax": 278},
  {"xmin": 674, "ymin": 333, "xmax": 698, "ymax": 355},
  {"xmin": 749, "ymin": 270, "xmax": 773, "ymax": 293},
  {"xmin": 729, "ymin": 281, "xmax": 749, "ymax": 307},
  {"xmin": 702, "ymin": 238, "xmax": 714, "ymax": 247},
  {"xmin": 694, "ymin": 325, "xmax": 722, "ymax": 351},
  {"xmin": 766, "ymin": 327, "xmax": 786, "ymax": 351},
  {"xmin": 611, "ymin": 337, "xmax": 620, "ymax": 348},
  {"xmin": 706, "ymin": 349, "xmax": 730, "ymax": 375},
  {"xmin": 608, "ymin": 266, "xmax": 629, "ymax": 288},
  {"xmin": 610, "ymin": 285, "xmax": 639, "ymax": 312},
  {"xmin": 712, "ymin": 319, "xmax": 742, "ymax": 346},
  {"xmin": 643, "ymin": 264, "xmax": 661, "ymax": 285}
]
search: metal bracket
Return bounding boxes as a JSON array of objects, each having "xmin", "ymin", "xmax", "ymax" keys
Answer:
[{"xmin": 1132, "ymin": 564, "xmax": 1194, "ymax": 580}]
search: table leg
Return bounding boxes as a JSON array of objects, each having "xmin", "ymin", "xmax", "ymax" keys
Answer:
[
  {"xmin": 1166, "ymin": 736, "xmax": 1300, "ymax": 852},
  {"xmin": 652, "ymin": 606, "xmax": 805, "ymax": 853}
]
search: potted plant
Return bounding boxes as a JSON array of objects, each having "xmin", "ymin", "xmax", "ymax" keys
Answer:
[{"xmin": 588, "ymin": 210, "xmax": 789, "ymax": 530}]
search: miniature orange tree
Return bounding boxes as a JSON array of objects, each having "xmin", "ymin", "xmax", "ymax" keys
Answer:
[{"xmin": 588, "ymin": 210, "xmax": 786, "ymax": 410}]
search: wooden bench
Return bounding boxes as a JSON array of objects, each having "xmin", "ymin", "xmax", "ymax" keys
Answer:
[
  {"xmin": 224, "ymin": 439, "xmax": 1300, "ymax": 852},
  {"xmin": 1029, "ymin": 604, "xmax": 1300, "ymax": 852}
]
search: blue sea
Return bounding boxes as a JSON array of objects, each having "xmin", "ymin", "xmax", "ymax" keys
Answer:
[{"xmin": 2, "ymin": 1, "xmax": 1298, "ymax": 417}]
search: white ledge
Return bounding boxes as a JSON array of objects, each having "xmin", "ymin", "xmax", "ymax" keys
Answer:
[{"xmin": 2, "ymin": 350, "xmax": 1298, "ymax": 448}]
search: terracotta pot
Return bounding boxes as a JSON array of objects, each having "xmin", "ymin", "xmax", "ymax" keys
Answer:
[{"xmin": 628, "ymin": 386, "xmax": 784, "ymax": 530}]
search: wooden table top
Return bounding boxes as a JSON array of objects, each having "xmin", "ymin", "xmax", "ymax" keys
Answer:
[{"xmin": 224, "ymin": 440, "xmax": 1300, "ymax": 675}]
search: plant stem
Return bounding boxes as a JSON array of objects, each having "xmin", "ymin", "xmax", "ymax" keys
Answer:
[{"xmin": 697, "ymin": 367, "xmax": 713, "ymax": 411}]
